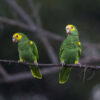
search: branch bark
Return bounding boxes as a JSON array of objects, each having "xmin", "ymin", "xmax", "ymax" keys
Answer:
[
  {"xmin": 0, "ymin": 59, "xmax": 99, "ymax": 70},
  {"xmin": 0, "ymin": 58, "xmax": 100, "ymax": 83}
]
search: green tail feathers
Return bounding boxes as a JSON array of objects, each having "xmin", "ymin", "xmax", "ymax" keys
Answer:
[
  {"xmin": 59, "ymin": 67, "xmax": 72, "ymax": 84},
  {"xmin": 30, "ymin": 66, "xmax": 42, "ymax": 79}
]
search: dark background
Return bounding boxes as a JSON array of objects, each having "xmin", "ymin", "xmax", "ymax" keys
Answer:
[{"xmin": 0, "ymin": 0, "xmax": 100, "ymax": 100}]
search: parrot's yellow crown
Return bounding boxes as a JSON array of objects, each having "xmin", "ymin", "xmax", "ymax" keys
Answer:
[
  {"xmin": 65, "ymin": 24, "xmax": 75, "ymax": 32},
  {"xmin": 13, "ymin": 33, "xmax": 22, "ymax": 41}
]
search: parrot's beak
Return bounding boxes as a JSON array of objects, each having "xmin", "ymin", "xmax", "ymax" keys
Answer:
[
  {"xmin": 12, "ymin": 37, "xmax": 18, "ymax": 43},
  {"xmin": 66, "ymin": 28, "xmax": 71, "ymax": 34}
]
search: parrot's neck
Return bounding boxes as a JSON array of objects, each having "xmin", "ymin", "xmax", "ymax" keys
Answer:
[
  {"xmin": 67, "ymin": 35, "xmax": 79, "ymax": 40},
  {"xmin": 18, "ymin": 39, "xmax": 29, "ymax": 44},
  {"xmin": 18, "ymin": 40, "xmax": 29, "ymax": 48},
  {"xmin": 66, "ymin": 35, "xmax": 79, "ymax": 44}
]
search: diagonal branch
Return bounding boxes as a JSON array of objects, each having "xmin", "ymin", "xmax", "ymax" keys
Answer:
[
  {"xmin": 5, "ymin": 0, "xmax": 36, "ymax": 28},
  {"xmin": 27, "ymin": 0, "xmax": 42, "ymax": 27},
  {"xmin": 0, "ymin": 67, "xmax": 59, "ymax": 83},
  {"xmin": 0, "ymin": 17, "xmax": 63, "ymax": 41},
  {"xmin": 0, "ymin": 64, "xmax": 8, "ymax": 78},
  {"xmin": 27, "ymin": 0, "xmax": 58, "ymax": 63},
  {"xmin": 4, "ymin": 0, "xmax": 59, "ymax": 63}
]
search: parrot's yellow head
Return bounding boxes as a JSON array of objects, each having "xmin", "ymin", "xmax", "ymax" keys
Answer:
[
  {"xmin": 65, "ymin": 25, "xmax": 75, "ymax": 34},
  {"xmin": 12, "ymin": 33, "xmax": 22, "ymax": 43},
  {"xmin": 65, "ymin": 24, "xmax": 79, "ymax": 36}
]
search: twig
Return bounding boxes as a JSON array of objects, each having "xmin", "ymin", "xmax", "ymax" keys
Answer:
[
  {"xmin": 0, "ymin": 59, "xmax": 100, "ymax": 70},
  {"xmin": 5, "ymin": 0, "xmax": 36, "ymax": 28},
  {"xmin": 27, "ymin": 0, "xmax": 42, "ymax": 27},
  {"xmin": 0, "ymin": 64, "xmax": 8, "ymax": 77},
  {"xmin": 0, "ymin": 67, "xmax": 59, "ymax": 83},
  {"xmin": 27, "ymin": 0, "xmax": 58, "ymax": 63}
]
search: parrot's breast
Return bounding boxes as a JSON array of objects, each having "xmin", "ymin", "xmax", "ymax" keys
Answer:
[
  {"xmin": 60, "ymin": 35, "xmax": 79, "ymax": 64},
  {"xmin": 18, "ymin": 41, "xmax": 35, "ymax": 62},
  {"xmin": 61, "ymin": 48, "xmax": 78, "ymax": 64}
]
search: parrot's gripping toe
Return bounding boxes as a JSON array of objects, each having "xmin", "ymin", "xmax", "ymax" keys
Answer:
[
  {"xmin": 60, "ymin": 62, "xmax": 65, "ymax": 67},
  {"xmin": 34, "ymin": 62, "xmax": 39, "ymax": 67}
]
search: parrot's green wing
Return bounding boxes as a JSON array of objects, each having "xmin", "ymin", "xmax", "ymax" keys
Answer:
[
  {"xmin": 30, "ymin": 41, "xmax": 39, "ymax": 60},
  {"xmin": 59, "ymin": 43, "xmax": 72, "ymax": 84},
  {"xmin": 30, "ymin": 40, "xmax": 42, "ymax": 79},
  {"xmin": 78, "ymin": 41, "xmax": 82, "ymax": 58},
  {"xmin": 59, "ymin": 45, "xmax": 64, "ymax": 59}
]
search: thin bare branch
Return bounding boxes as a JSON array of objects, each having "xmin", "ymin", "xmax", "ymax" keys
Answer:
[
  {"xmin": 27, "ymin": 0, "xmax": 42, "ymax": 27},
  {"xmin": 0, "ymin": 64, "xmax": 8, "ymax": 78},
  {"xmin": 0, "ymin": 58, "xmax": 100, "ymax": 83},
  {"xmin": 27, "ymin": 0, "xmax": 58, "ymax": 63},
  {"xmin": 0, "ymin": 17, "xmax": 63, "ymax": 41},
  {"xmin": 0, "ymin": 59, "xmax": 100, "ymax": 70},
  {"xmin": 0, "ymin": 67, "xmax": 59, "ymax": 83},
  {"xmin": 5, "ymin": 0, "xmax": 36, "ymax": 28},
  {"xmin": 40, "ymin": 37, "xmax": 58, "ymax": 63}
]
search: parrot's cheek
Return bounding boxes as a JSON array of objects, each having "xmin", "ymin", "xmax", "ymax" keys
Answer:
[
  {"xmin": 66, "ymin": 29, "xmax": 71, "ymax": 34},
  {"xmin": 12, "ymin": 38, "xmax": 18, "ymax": 43}
]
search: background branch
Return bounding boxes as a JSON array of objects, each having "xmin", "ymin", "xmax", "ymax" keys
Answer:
[{"xmin": 0, "ymin": 58, "xmax": 100, "ymax": 83}]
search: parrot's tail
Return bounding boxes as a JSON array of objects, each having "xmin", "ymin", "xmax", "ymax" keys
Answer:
[
  {"xmin": 59, "ymin": 67, "xmax": 72, "ymax": 84},
  {"xmin": 30, "ymin": 66, "xmax": 42, "ymax": 79}
]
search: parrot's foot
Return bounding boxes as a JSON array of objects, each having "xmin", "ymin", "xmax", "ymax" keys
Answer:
[
  {"xmin": 18, "ymin": 60, "xmax": 21, "ymax": 63},
  {"xmin": 60, "ymin": 62, "xmax": 65, "ymax": 67},
  {"xmin": 34, "ymin": 62, "xmax": 38, "ymax": 67},
  {"xmin": 18, "ymin": 60, "xmax": 23, "ymax": 63}
]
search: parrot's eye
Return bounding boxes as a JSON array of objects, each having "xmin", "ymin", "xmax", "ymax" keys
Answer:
[
  {"xmin": 71, "ymin": 27, "xmax": 73, "ymax": 29},
  {"xmin": 16, "ymin": 35, "xmax": 18, "ymax": 37}
]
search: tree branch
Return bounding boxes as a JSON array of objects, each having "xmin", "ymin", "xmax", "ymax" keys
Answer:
[
  {"xmin": 0, "ymin": 67, "xmax": 59, "ymax": 83},
  {"xmin": 0, "ymin": 17, "xmax": 63, "ymax": 41},
  {"xmin": 0, "ymin": 64, "xmax": 8, "ymax": 78},
  {"xmin": 0, "ymin": 58, "xmax": 100, "ymax": 83},
  {"xmin": 27, "ymin": 0, "xmax": 42, "ymax": 27},
  {"xmin": 0, "ymin": 59, "xmax": 99, "ymax": 70}
]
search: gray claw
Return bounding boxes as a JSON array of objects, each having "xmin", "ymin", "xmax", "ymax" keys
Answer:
[
  {"xmin": 60, "ymin": 62, "xmax": 65, "ymax": 67},
  {"xmin": 34, "ymin": 62, "xmax": 38, "ymax": 67},
  {"xmin": 77, "ymin": 62, "xmax": 81, "ymax": 67}
]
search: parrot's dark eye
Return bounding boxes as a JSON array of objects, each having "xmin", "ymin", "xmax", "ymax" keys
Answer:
[
  {"xmin": 71, "ymin": 27, "xmax": 73, "ymax": 29},
  {"xmin": 16, "ymin": 35, "xmax": 18, "ymax": 37}
]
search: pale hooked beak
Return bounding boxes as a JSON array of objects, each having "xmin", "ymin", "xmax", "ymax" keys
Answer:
[
  {"xmin": 12, "ymin": 37, "xmax": 18, "ymax": 43},
  {"xmin": 65, "ymin": 28, "xmax": 71, "ymax": 34}
]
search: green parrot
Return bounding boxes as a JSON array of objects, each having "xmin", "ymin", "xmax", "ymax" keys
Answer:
[
  {"xmin": 12, "ymin": 32, "xmax": 42, "ymax": 79},
  {"xmin": 59, "ymin": 24, "xmax": 82, "ymax": 84}
]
